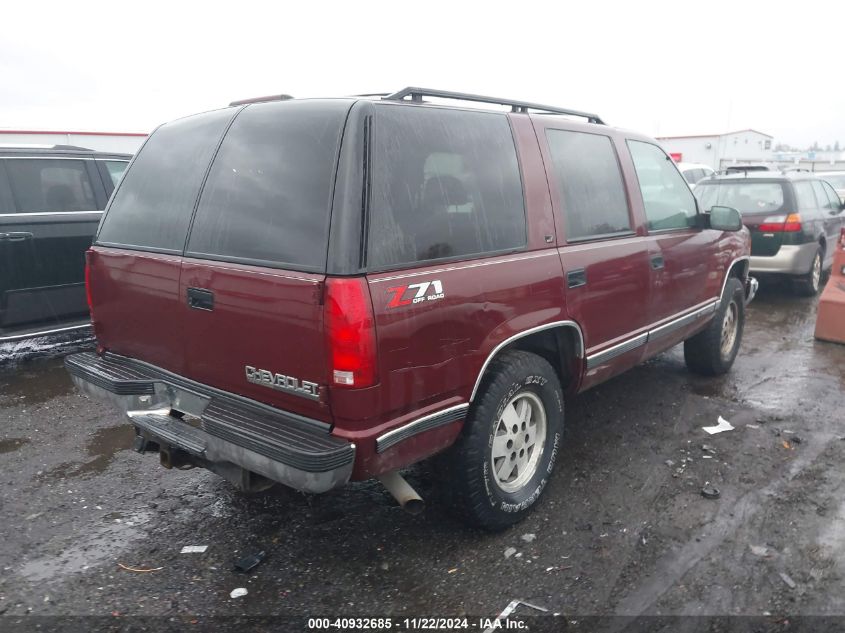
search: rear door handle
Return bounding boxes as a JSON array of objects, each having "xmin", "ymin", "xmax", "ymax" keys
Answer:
[
  {"xmin": 566, "ymin": 268, "xmax": 587, "ymax": 288},
  {"xmin": 650, "ymin": 254, "xmax": 665, "ymax": 270},
  {"xmin": 0, "ymin": 232, "xmax": 34, "ymax": 242},
  {"xmin": 187, "ymin": 287, "xmax": 214, "ymax": 311}
]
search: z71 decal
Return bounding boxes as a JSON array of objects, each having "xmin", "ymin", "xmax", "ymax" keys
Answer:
[{"xmin": 386, "ymin": 280, "xmax": 445, "ymax": 308}]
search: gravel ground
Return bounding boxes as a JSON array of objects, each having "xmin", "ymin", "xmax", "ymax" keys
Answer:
[{"xmin": 1, "ymin": 279, "xmax": 844, "ymax": 630}]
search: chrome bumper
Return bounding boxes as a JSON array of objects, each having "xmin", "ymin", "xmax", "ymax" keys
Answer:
[{"xmin": 65, "ymin": 352, "xmax": 354, "ymax": 494}]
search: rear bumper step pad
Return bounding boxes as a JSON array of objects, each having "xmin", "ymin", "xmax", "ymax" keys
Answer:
[{"xmin": 65, "ymin": 352, "xmax": 354, "ymax": 487}]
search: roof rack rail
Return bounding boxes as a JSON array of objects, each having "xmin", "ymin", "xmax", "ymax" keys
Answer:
[
  {"xmin": 382, "ymin": 87, "xmax": 605, "ymax": 124},
  {"xmin": 228, "ymin": 94, "xmax": 294, "ymax": 107}
]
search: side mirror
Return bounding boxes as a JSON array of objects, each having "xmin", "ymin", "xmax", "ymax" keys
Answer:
[{"xmin": 709, "ymin": 206, "xmax": 743, "ymax": 232}]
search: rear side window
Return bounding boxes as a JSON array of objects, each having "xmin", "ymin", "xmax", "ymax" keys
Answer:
[
  {"xmin": 368, "ymin": 105, "xmax": 525, "ymax": 269},
  {"xmin": 186, "ymin": 100, "xmax": 349, "ymax": 271},
  {"xmin": 101, "ymin": 160, "xmax": 128, "ymax": 187},
  {"xmin": 546, "ymin": 130, "xmax": 631, "ymax": 241},
  {"xmin": 628, "ymin": 141, "xmax": 698, "ymax": 231},
  {"xmin": 97, "ymin": 108, "xmax": 235, "ymax": 252},
  {"xmin": 793, "ymin": 181, "xmax": 818, "ymax": 212},
  {"xmin": 0, "ymin": 165, "xmax": 14, "ymax": 213},
  {"xmin": 5, "ymin": 159, "xmax": 97, "ymax": 212},
  {"xmin": 811, "ymin": 180, "xmax": 839, "ymax": 215}
]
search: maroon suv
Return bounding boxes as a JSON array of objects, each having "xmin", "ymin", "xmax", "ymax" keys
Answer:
[{"xmin": 66, "ymin": 88, "xmax": 756, "ymax": 529}]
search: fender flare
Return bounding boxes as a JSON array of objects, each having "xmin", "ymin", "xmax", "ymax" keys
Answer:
[
  {"xmin": 469, "ymin": 320, "xmax": 584, "ymax": 402},
  {"xmin": 719, "ymin": 255, "xmax": 750, "ymax": 300}
]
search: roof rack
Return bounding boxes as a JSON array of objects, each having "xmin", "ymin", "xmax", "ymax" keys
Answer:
[
  {"xmin": 382, "ymin": 87, "xmax": 605, "ymax": 124},
  {"xmin": 228, "ymin": 94, "xmax": 293, "ymax": 107}
]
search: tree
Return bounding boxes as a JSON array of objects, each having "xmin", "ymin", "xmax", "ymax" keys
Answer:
[
  {"xmin": 836, "ymin": 141, "xmax": 841, "ymax": 152},
  {"xmin": 826, "ymin": 144, "xmax": 832, "ymax": 152},
  {"xmin": 812, "ymin": 141, "xmax": 820, "ymax": 151}
]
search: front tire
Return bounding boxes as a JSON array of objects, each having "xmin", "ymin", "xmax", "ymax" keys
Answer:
[
  {"xmin": 441, "ymin": 350, "xmax": 564, "ymax": 531},
  {"xmin": 684, "ymin": 277, "xmax": 745, "ymax": 376}
]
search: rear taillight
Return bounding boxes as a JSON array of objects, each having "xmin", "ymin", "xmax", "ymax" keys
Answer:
[
  {"xmin": 324, "ymin": 277, "xmax": 378, "ymax": 389},
  {"xmin": 758, "ymin": 213, "xmax": 802, "ymax": 232}
]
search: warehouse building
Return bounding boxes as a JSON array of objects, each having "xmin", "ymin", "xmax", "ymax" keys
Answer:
[
  {"xmin": 0, "ymin": 129, "xmax": 147, "ymax": 154},
  {"xmin": 656, "ymin": 129, "xmax": 774, "ymax": 170}
]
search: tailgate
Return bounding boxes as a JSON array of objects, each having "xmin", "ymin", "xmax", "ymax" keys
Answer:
[
  {"xmin": 180, "ymin": 259, "xmax": 330, "ymax": 422},
  {"xmin": 743, "ymin": 212, "xmax": 785, "ymax": 257}
]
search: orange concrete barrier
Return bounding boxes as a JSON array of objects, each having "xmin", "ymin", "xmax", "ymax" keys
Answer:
[{"xmin": 815, "ymin": 229, "xmax": 845, "ymax": 345}]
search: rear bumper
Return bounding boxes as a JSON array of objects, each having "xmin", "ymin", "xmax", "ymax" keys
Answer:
[
  {"xmin": 750, "ymin": 243, "xmax": 818, "ymax": 275},
  {"xmin": 64, "ymin": 351, "xmax": 354, "ymax": 493}
]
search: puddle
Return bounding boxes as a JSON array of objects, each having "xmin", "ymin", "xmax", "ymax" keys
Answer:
[
  {"xmin": 39, "ymin": 424, "xmax": 135, "ymax": 481},
  {"xmin": 0, "ymin": 358, "xmax": 74, "ymax": 406},
  {"xmin": 0, "ymin": 437, "xmax": 31, "ymax": 453},
  {"xmin": 19, "ymin": 508, "xmax": 153, "ymax": 583}
]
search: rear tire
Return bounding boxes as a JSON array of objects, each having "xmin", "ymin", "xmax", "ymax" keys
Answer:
[
  {"xmin": 684, "ymin": 277, "xmax": 745, "ymax": 376},
  {"xmin": 792, "ymin": 246, "xmax": 823, "ymax": 297},
  {"xmin": 439, "ymin": 350, "xmax": 564, "ymax": 531}
]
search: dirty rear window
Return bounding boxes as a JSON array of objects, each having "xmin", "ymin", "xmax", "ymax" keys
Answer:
[
  {"xmin": 695, "ymin": 181, "xmax": 786, "ymax": 215},
  {"xmin": 186, "ymin": 100, "xmax": 348, "ymax": 271},
  {"xmin": 97, "ymin": 108, "xmax": 235, "ymax": 252}
]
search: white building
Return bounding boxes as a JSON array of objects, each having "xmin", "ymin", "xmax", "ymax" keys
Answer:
[
  {"xmin": 656, "ymin": 129, "xmax": 774, "ymax": 170},
  {"xmin": 0, "ymin": 129, "xmax": 147, "ymax": 154}
]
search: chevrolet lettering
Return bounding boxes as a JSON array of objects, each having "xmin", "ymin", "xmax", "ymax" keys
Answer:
[{"xmin": 245, "ymin": 365, "xmax": 320, "ymax": 400}]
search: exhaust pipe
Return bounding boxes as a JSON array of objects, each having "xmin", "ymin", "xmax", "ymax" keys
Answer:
[{"xmin": 378, "ymin": 471, "xmax": 425, "ymax": 515}]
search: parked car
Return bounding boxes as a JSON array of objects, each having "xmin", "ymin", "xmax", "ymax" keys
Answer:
[
  {"xmin": 0, "ymin": 145, "xmax": 131, "ymax": 341},
  {"xmin": 695, "ymin": 171, "xmax": 845, "ymax": 295},
  {"xmin": 724, "ymin": 163, "xmax": 777, "ymax": 173},
  {"xmin": 677, "ymin": 162, "xmax": 715, "ymax": 189},
  {"xmin": 818, "ymin": 171, "xmax": 845, "ymax": 204},
  {"xmin": 65, "ymin": 88, "xmax": 755, "ymax": 530}
]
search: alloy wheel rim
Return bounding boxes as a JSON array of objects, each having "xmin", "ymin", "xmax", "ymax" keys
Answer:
[
  {"xmin": 491, "ymin": 391, "xmax": 547, "ymax": 493},
  {"xmin": 812, "ymin": 254, "xmax": 821, "ymax": 291},
  {"xmin": 720, "ymin": 301, "xmax": 739, "ymax": 357}
]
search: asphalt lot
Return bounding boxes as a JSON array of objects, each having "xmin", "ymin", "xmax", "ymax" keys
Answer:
[{"xmin": 1, "ymin": 279, "xmax": 844, "ymax": 627}]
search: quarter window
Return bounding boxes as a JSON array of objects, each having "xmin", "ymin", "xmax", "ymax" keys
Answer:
[
  {"xmin": 822, "ymin": 182, "xmax": 842, "ymax": 215},
  {"xmin": 367, "ymin": 105, "xmax": 526, "ymax": 268},
  {"xmin": 97, "ymin": 108, "xmax": 235, "ymax": 252},
  {"xmin": 817, "ymin": 181, "xmax": 842, "ymax": 215},
  {"xmin": 794, "ymin": 181, "xmax": 818, "ymax": 212},
  {"xmin": 546, "ymin": 129, "xmax": 631, "ymax": 241},
  {"xmin": 101, "ymin": 161, "xmax": 128, "ymax": 187},
  {"xmin": 5, "ymin": 159, "xmax": 97, "ymax": 213},
  {"xmin": 628, "ymin": 141, "xmax": 698, "ymax": 231}
]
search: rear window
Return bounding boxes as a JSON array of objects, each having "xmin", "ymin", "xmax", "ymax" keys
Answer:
[
  {"xmin": 97, "ymin": 108, "xmax": 235, "ymax": 252},
  {"xmin": 695, "ymin": 181, "xmax": 786, "ymax": 215},
  {"xmin": 367, "ymin": 105, "xmax": 526, "ymax": 269},
  {"xmin": 186, "ymin": 100, "xmax": 349, "ymax": 271},
  {"xmin": 4, "ymin": 158, "xmax": 97, "ymax": 212}
]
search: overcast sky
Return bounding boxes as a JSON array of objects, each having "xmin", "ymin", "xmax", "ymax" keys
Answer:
[{"xmin": 2, "ymin": 0, "xmax": 843, "ymax": 148}]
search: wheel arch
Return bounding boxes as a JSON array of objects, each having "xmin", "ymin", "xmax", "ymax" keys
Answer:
[{"xmin": 469, "ymin": 321, "xmax": 585, "ymax": 402}]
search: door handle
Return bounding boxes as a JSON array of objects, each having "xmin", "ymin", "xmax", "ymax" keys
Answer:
[
  {"xmin": 0, "ymin": 232, "xmax": 34, "ymax": 242},
  {"xmin": 650, "ymin": 254, "xmax": 665, "ymax": 270},
  {"xmin": 566, "ymin": 268, "xmax": 587, "ymax": 289},
  {"xmin": 187, "ymin": 287, "xmax": 214, "ymax": 311}
]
